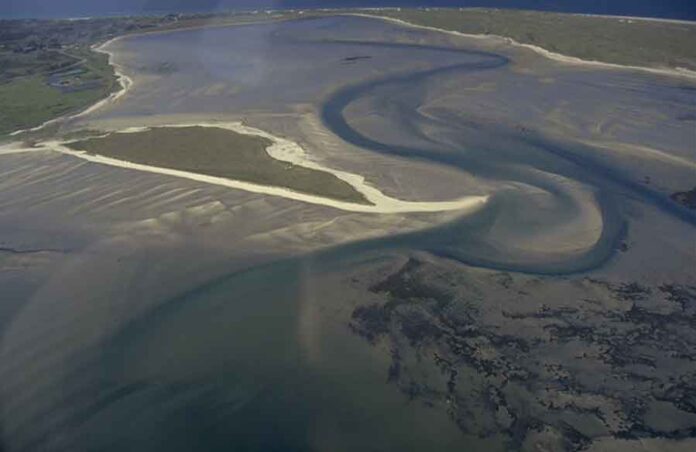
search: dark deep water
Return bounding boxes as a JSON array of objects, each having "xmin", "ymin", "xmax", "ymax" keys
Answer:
[{"xmin": 1, "ymin": 0, "xmax": 695, "ymax": 20}]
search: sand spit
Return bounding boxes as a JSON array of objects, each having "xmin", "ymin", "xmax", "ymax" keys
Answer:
[
  {"xmin": 0, "ymin": 142, "xmax": 44, "ymax": 156},
  {"xmin": 352, "ymin": 13, "xmax": 696, "ymax": 81},
  {"xmin": 8, "ymin": 37, "xmax": 133, "ymax": 137},
  {"xmin": 31, "ymin": 122, "xmax": 488, "ymax": 215},
  {"xmin": 77, "ymin": 38, "xmax": 133, "ymax": 117}
]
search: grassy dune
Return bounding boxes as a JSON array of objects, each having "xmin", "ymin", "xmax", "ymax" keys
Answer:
[{"xmin": 67, "ymin": 126, "xmax": 371, "ymax": 205}]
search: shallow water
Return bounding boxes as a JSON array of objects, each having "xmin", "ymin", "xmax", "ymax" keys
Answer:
[
  {"xmin": 2, "ymin": 15, "xmax": 695, "ymax": 451},
  {"xmin": 88, "ymin": 16, "xmax": 695, "ymax": 266}
]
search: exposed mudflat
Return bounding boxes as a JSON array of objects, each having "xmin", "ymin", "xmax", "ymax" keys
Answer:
[{"xmin": 0, "ymin": 15, "xmax": 694, "ymax": 452}]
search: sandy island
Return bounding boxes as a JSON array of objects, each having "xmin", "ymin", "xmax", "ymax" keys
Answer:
[{"xmin": 27, "ymin": 122, "xmax": 489, "ymax": 215}]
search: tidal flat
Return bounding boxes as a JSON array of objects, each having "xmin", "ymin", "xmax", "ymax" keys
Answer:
[{"xmin": 0, "ymin": 13, "xmax": 694, "ymax": 452}]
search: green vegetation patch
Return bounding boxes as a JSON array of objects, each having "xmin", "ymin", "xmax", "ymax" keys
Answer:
[
  {"xmin": 66, "ymin": 126, "xmax": 371, "ymax": 205},
  {"xmin": 372, "ymin": 8, "xmax": 696, "ymax": 71},
  {"xmin": 0, "ymin": 46, "xmax": 117, "ymax": 137}
]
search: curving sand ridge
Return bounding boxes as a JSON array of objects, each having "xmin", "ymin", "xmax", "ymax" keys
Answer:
[
  {"xmin": 31, "ymin": 122, "xmax": 489, "ymax": 215},
  {"xmin": 353, "ymin": 13, "xmax": 696, "ymax": 80},
  {"xmin": 0, "ymin": 141, "xmax": 42, "ymax": 155},
  {"xmin": 75, "ymin": 38, "xmax": 134, "ymax": 118}
]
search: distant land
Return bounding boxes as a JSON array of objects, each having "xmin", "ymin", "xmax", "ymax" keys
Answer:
[{"xmin": 1, "ymin": 0, "xmax": 695, "ymax": 21}]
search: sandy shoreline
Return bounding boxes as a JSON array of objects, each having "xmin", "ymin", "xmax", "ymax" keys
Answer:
[
  {"xmin": 78, "ymin": 38, "xmax": 133, "ymax": 117},
  {"xmin": 351, "ymin": 13, "xmax": 696, "ymax": 81},
  {"xmin": 335, "ymin": 7, "xmax": 696, "ymax": 25},
  {"xmin": 30, "ymin": 122, "xmax": 489, "ymax": 215}
]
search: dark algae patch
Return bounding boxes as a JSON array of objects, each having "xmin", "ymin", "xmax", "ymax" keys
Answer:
[
  {"xmin": 671, "ymin": 187, "xmax": 696, "ymax": 209},
  {"xmin": 66, "ymin": 126, "xmax": 371, "ymax": 205},
  {"xmin": 349, "ymin": 257, "xmax": 696, "ymax": 450},
  {"xmin": 341, "ymin": 55, "xmax": 372, "ymax": 64}
]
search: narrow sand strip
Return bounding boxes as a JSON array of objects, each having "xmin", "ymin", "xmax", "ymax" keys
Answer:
[
  {"xmin": 0, "ymin": 142, "xmax": 46, "ymax": 155},
  {"xmin": 580, "ymin": 139, "xmax": 696, "ymax": 171},
  {"xmin": 568, "ymin": 13, "xmax": 696, "ymax": 26},
  {"xmin": 351, "ymin": 13, "xmax": 696, "ymax": 81},
  {"xmin": 31, "ymin": 122, "xmax": 488, "ymax": 215}
]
